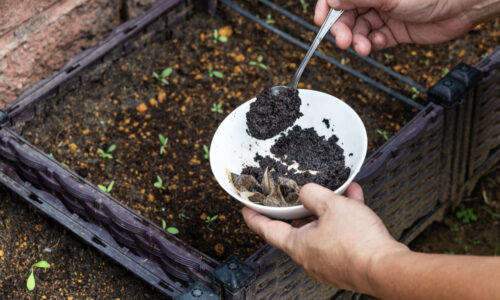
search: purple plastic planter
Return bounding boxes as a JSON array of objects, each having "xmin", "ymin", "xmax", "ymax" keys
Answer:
[{"xmin": 0, "ymin": 0, "xmax": 499, "ymax": 298}]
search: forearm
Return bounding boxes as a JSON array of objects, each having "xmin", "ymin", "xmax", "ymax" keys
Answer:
[
  {"xmin": 365, "ymin": 248, "xmax": 500, "ymax": 299},
  {"xmin": 466, "ymin": 0, "xmax": 500, "ymax": 24}
]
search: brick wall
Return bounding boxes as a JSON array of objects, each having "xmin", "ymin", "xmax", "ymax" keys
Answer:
[{"xmin": 0, "ymin": 0, "xmax": 155, "ymax": 107}]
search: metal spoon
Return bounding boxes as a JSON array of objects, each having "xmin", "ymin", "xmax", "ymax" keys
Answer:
[{"xmin": 271, "ymin": 8, "xmax": 343, "ymax": 95}]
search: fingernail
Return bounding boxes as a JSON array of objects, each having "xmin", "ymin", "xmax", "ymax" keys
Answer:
[{"xmin": 328, "ymin": 0, "xmax": 340, "ymax": 8}]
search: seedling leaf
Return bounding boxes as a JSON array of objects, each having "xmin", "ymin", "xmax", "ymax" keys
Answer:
[
  {"xmin": 33, "ymin": 261, "xmax": 50, "ymax": 269},
  {"xmin": 161, "ymin": 219, "xmax": 166, "ymax": 229},
  {"xmin": 219, "ymin": 36, "xmax": 228, "ymax": 42},
  {"xmin": 107, "ymin": 144, "xmax": 116, "ymax": 153},
  {"xmin": 213, "ymin": 71, "xmax": 223, "ymax": 78},
  {"xmin": 27, "ymin": 270, "xmax": 35, "ymax": 291},
  {"xmin": 167, "ymin": 227, "xmax": 179, "ymax": 234},
  {"xmin": 98, "ymin": 185, "xmax": 107, "ymax": 192},
  {"xmin": 152, "ymin": 72, "xmax": 160, "ymax": 79},
  {"xmin": 161, "ymin": 67, "xmax": 173, "ymax": 78},
  {"xmin": 159, "ymin": 134, "xmax": 167, "ymax": 145}
]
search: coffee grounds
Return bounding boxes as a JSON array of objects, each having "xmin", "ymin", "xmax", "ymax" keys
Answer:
[
  {"xmin": 322, "ymin": 118, "xmax": 330, "ymax": 129},
  {"xmin": 242, "ymin": 125, "xmax": 350, "ymax": 191},
  {"xmin": 246, "ymin": 88, "xmax": 302, "ymax": 140}
]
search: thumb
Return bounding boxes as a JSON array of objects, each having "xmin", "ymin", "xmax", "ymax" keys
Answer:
[
  {"xmin": 327, "ymin": 0, "xmax": 392, "ymax": 11},
  {"xmin": 299, "ymin": 183, "xmax": 339, "ymax": 217}
]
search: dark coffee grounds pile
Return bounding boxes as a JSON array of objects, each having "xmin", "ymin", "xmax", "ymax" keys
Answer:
[
  {"xmin": 246, "ymin": 88, "xmax": 303, "ymax": 139},
  {"xmin": 242, "ymin": 125, "xmax": 351, "ymax": 191}
]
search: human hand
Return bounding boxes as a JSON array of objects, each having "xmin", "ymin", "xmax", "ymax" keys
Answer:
[
  {"xmin": 315, "ymin": 0, "xmax": 486, "ymax": 56},
  {"xmin": 242, "ymin": 182, "xmax": 408, "ymax": 292}
]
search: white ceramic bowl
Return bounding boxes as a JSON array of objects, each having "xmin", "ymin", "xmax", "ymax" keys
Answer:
[{"xmin": 210, "ymin": 89, "xmax": 367, "ymax": 219}]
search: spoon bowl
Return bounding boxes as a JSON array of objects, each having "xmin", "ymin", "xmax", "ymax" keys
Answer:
[{"xmin": 210, "ymin": 89, "xmax": 367, "ymax": 219}]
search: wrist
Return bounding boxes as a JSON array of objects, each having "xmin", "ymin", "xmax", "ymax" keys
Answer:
[{"xmin": 360, "ymin": 241, "xmax": 410, "ymax": 296}]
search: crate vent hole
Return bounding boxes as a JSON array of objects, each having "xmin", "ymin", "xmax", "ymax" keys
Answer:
[
  {"xmin": 91, "ymin": 236, "xmax": 107, "ymax": 248},
  {"xmin": 157, "ymin": 280, "xmax": 174, "ymax": 292},
  {"xmin": 65, "ymin": 64, "xmax": 80, "ymax": 74},
  {"xmin": 124, "ymin": 24, "xmax": 137, "ymax": 34},
  {"xmin": 28, "ymin": 193, "xmax": 43, "ymax": 204}
]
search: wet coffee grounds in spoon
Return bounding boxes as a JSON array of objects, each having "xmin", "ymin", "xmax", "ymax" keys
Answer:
[{"xmin": 246, "ymin": 87, "xmax": 302, "ymax": 139}]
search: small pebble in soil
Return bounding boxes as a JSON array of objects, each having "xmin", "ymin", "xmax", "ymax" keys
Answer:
[{"xmin": 246, "ymin": 87, "xmax": 302, "ymax": 140}]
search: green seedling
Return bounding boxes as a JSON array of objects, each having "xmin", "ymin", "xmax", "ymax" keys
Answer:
[
  {"xmin": 443, "ymin": 67, "xmax": 450, "ymax": 76},
  {"xmin": 443, "ymin": 251, "xmax": 455, "ymax": 255},
  {"xmin": 98, "ymin": 144, "xmax": 116, "ymax": 159},
  {"xmin": 249, "ymin": 55, "xmax": 268, "ymax": 70},
  {"xmin": 48, "ymin": 153, "xmax": 54, "ymax": 159},
  {"xmin": 340, "ymin": 58, "xmax": 346, "ymax": 65},
  {"xmin": 411, "ymin": 86, "xmax": 420, "ymax": 100},
  {"xmin": 265, "ymin": 14, "xmax": 275, "ymax": 24},
  {"xmin": 456, "ymin": 207, "xmax": 478, "ymax": 224},
  {"xmin": 213, "ymin": 29, "xmax": 228, "ymax": 43},
  {"xmin": 98, "ymin": 181, "xmax": 114, "ymax": 193},
  {"xmin": 300, "ymin": 0, "xmax": 309, "ymax": 11},
  {"xmin": 482, "ymin": 206, "xmax": 500, "ymax": 219},
  {"xmin": 179, "ymin": 213, "xmax": 191, "ymax": 220},
  {"xmin": 471, "ymin": 240, "xmax": 481, "ymax": 246},
  {"xmin": 27, "ymin": 260, "xmax": 50, "ymax": 291},
  {"xmin": 159, "ymin": 134, "xmax": 168, "ymax": 155},
  {"xmin": 161, "ymin": 219, "xmax": 179, "ymax": 234},
  {"xmin": 208, "ymin": 64, "xmax": 224, "ymax": 79},
  {"xmin": 154, "ymin": 175, "xmax": 166, "ymax": 190},
  {"xmin": 167, "ymin": 227, "xmax": 179, "ymax": 234},
  {"xmin": 206, "ymin": 214, "xmax": 218, "ymax": 231},
  {"xmin": 384, "ymin": 53, "xmax": 394, "ymax": 63},
  {"xmin": 424, "ymin": 59, "xmax": 430, "ymax": 67},
  {"xmin": 211, "ymin": 102, "xmax": 223, "ymax": 114},
  {"xmin": 203, "ymin": 145, "xmax": 210, "ymax": 160},
  {"xmin": 376, "ymin": 129, "xmax": 389, "ymax": 141},
  {"xmin": 152, "ymin": 67, "xmax": 173, "ymax": 85},
  {"xmin": 450, "ymin": 225, "xmax": 459, "ymax": 232}
]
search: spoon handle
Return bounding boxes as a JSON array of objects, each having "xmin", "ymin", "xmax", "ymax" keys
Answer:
[{"xmin": 289, "ymin": 8, "xmax": 343, "ymax": 89}]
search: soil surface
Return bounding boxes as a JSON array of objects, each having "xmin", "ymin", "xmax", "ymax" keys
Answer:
[
  {"xmin": 4, "ymin": 0, "xmax": 499, "ymax": 298},
  {"xmin": 246, "ymin": 87, "xmax": 302, "ymax": 139}
]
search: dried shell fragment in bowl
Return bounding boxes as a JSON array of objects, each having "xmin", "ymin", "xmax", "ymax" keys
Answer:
[{"xmin": 227, "ymin": 168, "xmax": 300, "ymax": 207}]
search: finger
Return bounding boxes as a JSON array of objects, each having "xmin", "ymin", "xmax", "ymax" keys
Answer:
[
  {"xmin": 351, "ymin": 16, "xmax": 372, "ymax": 56},
  {"xmin": 329, "ymin": 10, "xmax": 356, "ymax": 49},
  {"xmin": 368, "ymin": 25, "xmax": 399, "ymax": 50},
  {"xmin": 328, "ymin": 0, "xmax": 396, "ymax": 11},
  {"xmin": 299, "ymin": 183, "xmax": 338, "ymax": 217},
  {"xmin": 346, "ymin": 182, "xmax": 364, "ymax": 203},
  {"xmin": 360, "ymin": 8, "xmax": 385, "ymax": 29},
  {"xmin": 368, "ymin": 30, "xmax": 389, "ymax": 50},
  {"xmin": 291, "ymin": 215, "xmax": 317, "ymax": 228},
  {"xmin": 242, "ymin": 207, "xmax": 296, "ymax": 251},
  {"xmin": 314, "ymin": 0, "xmax": 331, "ymax": 26},
  {"xmin": 330, "ymin": 21, "xmax": 353, "ymax": 49}
]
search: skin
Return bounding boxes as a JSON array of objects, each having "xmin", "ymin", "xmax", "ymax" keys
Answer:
[
  {"xmin": 242, "ymin": 183, "xmax": 500, "ymax": 299},
  {"xmin": 314, "ymin": 0, "xmax": 500, "ymax": 55}
]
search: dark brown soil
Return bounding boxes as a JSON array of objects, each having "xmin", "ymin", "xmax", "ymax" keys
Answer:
[
  {"xmin": 246, "ymin": 87, "xmax": 302, "ymax": 139},
  {"xmin": 242, "ymin": 125, "xmax": 350, "ymax": 191}
]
